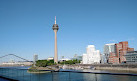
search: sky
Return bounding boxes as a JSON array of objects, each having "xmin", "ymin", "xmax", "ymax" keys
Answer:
[{"xmin": 0, "ymin": 0, "xmax": 137, "ymax": 61}]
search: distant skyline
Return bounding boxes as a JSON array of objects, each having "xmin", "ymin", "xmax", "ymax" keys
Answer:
[{"xmin": 0, "ymin": 0, "xmax": 137, "ymax": 61}]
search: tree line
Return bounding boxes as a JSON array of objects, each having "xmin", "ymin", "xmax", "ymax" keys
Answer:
[{"xmin": 35, "ymin": 59, "xmax": 81, "ymax": 67}]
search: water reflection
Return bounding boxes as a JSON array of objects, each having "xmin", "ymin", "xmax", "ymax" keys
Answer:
[
  {"xmin": 0, "ymin": 67, "xmax": 137, "ymax": 81},
  {"xmin": 82, "ymin": 69, "xmax": 137, "ymax": 81}
]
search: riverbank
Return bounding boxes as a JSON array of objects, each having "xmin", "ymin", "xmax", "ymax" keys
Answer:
[
  {"xmin": 85, "ymin": 64, "xmax": 137, "ymax": 71},
  {"xmin": 28, "ymin": 67, "xmax": 51, "ymax": 73},
  {"xmin": 95, "ymin": 66, "xmax": 137, "ymax": 71},
  {"xmin": 28, "ymin": 65, "xmax": 59, "ymax": 73},
  {"xmin": 27, "ymin": 70, "xmax": 51, "ymax": 73},
  {"xmin": 60, "ymin": 64, "xmax": 137, "ymax": 72}
]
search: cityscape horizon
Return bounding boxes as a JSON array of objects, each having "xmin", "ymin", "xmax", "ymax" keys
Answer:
[
  {"xmin": 0, "ymin": 0, "xmax": 137, "ymax": 81},
  {"xmin": 0, "ymin": 0, "xmax": 137, "ymax": 61}
]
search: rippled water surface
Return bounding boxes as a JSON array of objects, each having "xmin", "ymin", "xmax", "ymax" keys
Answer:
[{"xmin": 0, "ymin": 66, "xmax": 137, "ymax": 81}]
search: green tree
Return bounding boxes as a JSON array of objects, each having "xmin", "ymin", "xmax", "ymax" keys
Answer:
[
  {"xmin": 35, "ymin": 60, "xmax": 54, "ymax": 67},
  {"xmin": 59, "ymin": 59, "xmax": 81, "ymax": 65}
]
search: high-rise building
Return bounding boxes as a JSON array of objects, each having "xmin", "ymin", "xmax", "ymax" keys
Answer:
[
  {"xmin": 33, "ymin": 54, "xmax": 38, "ymax": 62},
  {"xmin": 104, "ymin": 43, "xmax": 116, "ymax": 63},
  {"xmin": 33, "ymin": 54, "xmax": 38, "ymax": 66},
  {"xmin": 100, "ymin": 54, "xmax": 106, "ymax": 64},
  {"xmin": 116, "ymin": 41, "xmax": 134, "ymax": 63},
  {"xmin": 125, "ymin": 51, "xmax": 137, "ymax": 64},
  {"xmin": 108, "ymin": 52, "xmax": 119, "ymax": 64},
  {"xmin": 52, "ymin": 16, "xmax": 59, "ymax": 64},
  {"xmin": 82, "ymin": 45, "xmax": 101, "ymax": 64},
  {"xmin": 108, "ymin": 41, "xmax": 134, "ymax": 64}
]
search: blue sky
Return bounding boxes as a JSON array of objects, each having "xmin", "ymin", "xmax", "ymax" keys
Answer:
[{"xmin": 0, "ymin": 0, "xmax": 137, "ymax": 61}]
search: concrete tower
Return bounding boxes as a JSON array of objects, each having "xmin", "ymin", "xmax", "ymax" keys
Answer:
[{"xmin": 52, "ymin": 16, "xmax": 59, "ymax": 64}]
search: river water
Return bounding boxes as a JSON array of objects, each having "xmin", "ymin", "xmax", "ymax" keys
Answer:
[{"xmin": 0, "ymin": 66, "xmax": 137, "ymax": 81}]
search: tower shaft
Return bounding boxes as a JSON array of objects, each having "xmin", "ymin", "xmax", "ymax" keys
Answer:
[
  {"xmin": 52, "ymin": 16, "xmax": 59, "ymax": 64},
  {"xmin": 54, "ymin": 30, "xmax": 58, "ymax": 64}
]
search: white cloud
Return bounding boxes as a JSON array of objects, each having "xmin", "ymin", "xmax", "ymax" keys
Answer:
[
  {"xmin": 109, "ymin": 40, "xmax": 118, "ymax": 43},
  {"xmin": 127, "ymin": 38, "xmax": 135, "ymax": 41}
]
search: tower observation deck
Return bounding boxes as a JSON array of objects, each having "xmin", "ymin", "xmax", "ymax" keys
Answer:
[{"xmin": 52, "ymin": 16, "xmax": 59, "ymax": 64}]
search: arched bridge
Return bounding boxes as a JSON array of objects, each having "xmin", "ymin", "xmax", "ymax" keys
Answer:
[
  {"xmin": 0, "ymin": 54, "xmax": 33, "ymax": 66},
  {"xmin": 0, "ymin": 54, "xmax": 30, "ymax": 62}
]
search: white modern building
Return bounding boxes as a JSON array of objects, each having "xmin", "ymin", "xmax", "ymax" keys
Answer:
[
  {"xmin": 47, "ymin": 57, "xmax": 54, "ymax": 61},
  {"xmin": 100, "ymin": 54, "xmax": 106, "ymax": 64},
  {"xmin": 104, "ymin": 43, "xmax": 116, "ymax": 63},
  {"xmin": 59, "ymin": 58, "xmax": 71, "ymax": 62},
  {"xmin": 82, "ymin": 45, "xmax": 101, "ymax": 64}
]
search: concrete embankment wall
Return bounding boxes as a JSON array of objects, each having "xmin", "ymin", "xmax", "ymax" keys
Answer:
[
  {"xmin": 80, "ymin": 64, "xmax": 137, "ymax": 71},
  {"xmin": 95, "ymin": 66, "xmax": 137, "ymax": 71},
  {"xmin": 61, "ymin": 64, "xmax": 137, "ymax": 71}
]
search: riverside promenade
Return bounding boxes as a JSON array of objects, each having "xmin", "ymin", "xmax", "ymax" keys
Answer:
[
  {"xmin": 1, "ymin": 64, "xmax": 137, "ymax": 72},
  {"xmin": 60, "ymin": 64, "xmax": 137, "ymax": 71}
]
